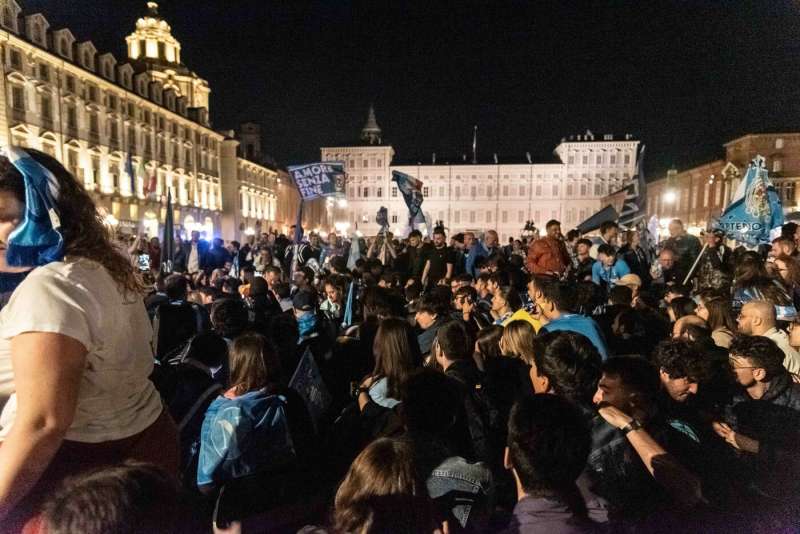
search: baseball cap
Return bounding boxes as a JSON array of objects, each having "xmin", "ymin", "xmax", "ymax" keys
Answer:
[
  {"xmin": 292, "ymin": 289, "xmax": 317, "ymax": 312},
  {"xmin": 616, "ymin": 273, "xmax": 642, "ymax": 289}
]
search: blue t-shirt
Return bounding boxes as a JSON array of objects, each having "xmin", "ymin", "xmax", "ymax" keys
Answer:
[
  {"xmin": 591, "ymin": 258, "xmax": 631, "ymax": 287},
  {"xmin": 541, "ymin": 313, "xmax": 610, "ymax": 360}
]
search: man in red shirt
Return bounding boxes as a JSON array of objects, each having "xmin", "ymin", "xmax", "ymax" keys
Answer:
[{"xmin": 526, "ymin": 219, "xmax": 571, "ymax": 278}]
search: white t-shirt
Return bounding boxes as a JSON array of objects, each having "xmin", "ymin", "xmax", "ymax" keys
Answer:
[{"xmin": 0, "ymin": 258, "xmax": 163, "ymax": 443}]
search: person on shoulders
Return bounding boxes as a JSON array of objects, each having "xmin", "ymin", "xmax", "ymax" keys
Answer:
[
  {"xmin": 526, "ymin": 220, "xmax": 571, "ymax": 279},
  {"xmin": 662, "ymin": 219, "xmax": 702, "ymax": 276},
  {"xmin": 589, "ymin": 221, "xmax": 619, "ymax": 260},
  {"xmin": 0, "ymin": 148, "xmax": 176, "ymax": 528},
  {"xmin": 591, "ymin": 245, "xmax": 630, "ymax": 291}
]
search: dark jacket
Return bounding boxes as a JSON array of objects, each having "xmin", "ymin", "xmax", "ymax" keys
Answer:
[
  {"xmin": 694, "ymin": 245, "xmax": 733, "ymax": 291},
  {"xmin": 663, "ymin": 234, "xmax": 702, "ymax": 275},
  {"xmin": 174, "ymin": 240, "xmax": 210, "ymax": 273},
  {"xmin": 619, "ymin": 244, "xmax": 651, "ymax": 286},
  {"xmin": 723, "ymin": 372, "xmax": 800, "ymax": 500}
]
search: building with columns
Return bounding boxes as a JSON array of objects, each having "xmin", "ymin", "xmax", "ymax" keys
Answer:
[
  {"xmin": 0, "ymin": 1, "xmax": 291, "ymax": 241},
  {"xmin": 322, "ymin": 108, "xmax": 639, "ymax": 241},
  {"xmin": 645, "ymin": 132, "xmax": 800, "ymax": 234}
]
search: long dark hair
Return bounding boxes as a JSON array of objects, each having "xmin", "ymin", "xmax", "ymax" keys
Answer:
[
  {"xmin": 229, "ymin": 333, "xmax": 282, "ymax": 395},
  {"xmin": 0, "ymin": 149, "xmax": 141, "ymax": 295},
  {"xmin": 734, "ymin": 251, "xmax": 792, "ymax": 305},
  {"xmin": 372, "ymin": 318, "xmax": 419, "ymax": 399},
  {"xmin": 698, "ymin": 291, "xmax": 737, "ymax": 333}
]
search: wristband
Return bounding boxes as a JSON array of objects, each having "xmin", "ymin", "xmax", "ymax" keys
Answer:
[
  {"xmin": 358, "ymin": 386, "xmax": 371, "ymax": 395},
  {"xmin": 621, "ymin": 419, "xmax": 643, "ymax": 435}
]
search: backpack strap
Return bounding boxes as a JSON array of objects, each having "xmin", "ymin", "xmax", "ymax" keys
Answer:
[{"xmin": 178, "ymin": 382, "xmax": 224, "ymax": 433}]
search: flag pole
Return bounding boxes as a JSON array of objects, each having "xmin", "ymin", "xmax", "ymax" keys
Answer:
[{"xmin": 681, "ymin": 243, "xmax": 707, "ymax": 286}]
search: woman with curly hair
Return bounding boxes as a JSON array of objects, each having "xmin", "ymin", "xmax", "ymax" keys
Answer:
[{"xmin": 0, "ymin": 149, "xmax": 175, "ymax": 529}]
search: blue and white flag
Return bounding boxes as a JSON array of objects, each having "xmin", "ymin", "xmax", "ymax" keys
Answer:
[
  {"xmin": 289, "ymin": 347, "xmax": 332, "ymax": 431},
  {"xmin": 392, "ymin": 170, "xmax": 425, "ymax": 226},
  {"xmin": 618, "ymin": 145, "xmax": 647, "ymax": 229},
  {"xmin": 715, "ymin": 155, "xmax": 783, "ymax": 247},
  {"xmin": 342, "ymin": 279, "xmax": 355, "ymax": 328},
  {"xmin": 125, "ymin": 153, "xmax": 136, "ymax": 196},
  {"xmin": 4, "ymin": 146, "xmax": 64, "ymax": 267},
  {"xmin": 288, "ymin": 162, "xmax": 346, "ymax": 200}
]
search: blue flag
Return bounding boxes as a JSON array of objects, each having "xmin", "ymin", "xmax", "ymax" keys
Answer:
[
  {"xmin": 125, "ymin": 153, "xmax": 136, "ymax": 196},
  {"xmin": 715, "ymin": 155, "xmax": 783, "ymax": 246},
  {"xmin": 392, "ymin": 170, "xmax": 425, "ymax": 226},
  {"xmin": 618, "ymin": 145, "xmax": 646, "ymax": 229},
  {"xmin": 289, "ymin": 347, "xmax": 332, "ymax": 431},
  {"xmin": 288, "ymin": 162, "xmax": 346, "ymax": 200}
]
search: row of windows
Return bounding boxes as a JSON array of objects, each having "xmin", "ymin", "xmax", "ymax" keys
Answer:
[
  {"xmin": 567, "ymin": 153, "xmax": 632, "ymax": 166},
  {"xmin": 1, "ymin": 10, "xmax": 205, "ymax": 124},
  {"xmin": 348, "ymin": 182, "xmax": 614, "ymax": 199},
  {"xmin": 8, "ymin": 83, "xmax": 218, "ymax": 171},
  {"xmin": 348, "ymin": 208, "xmax": 590, "ymax": 226}
]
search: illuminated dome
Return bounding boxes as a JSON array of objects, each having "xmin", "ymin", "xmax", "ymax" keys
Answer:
[{"xmin": 125, "ymin": 2, "xmax": 182, "ymax": 64}]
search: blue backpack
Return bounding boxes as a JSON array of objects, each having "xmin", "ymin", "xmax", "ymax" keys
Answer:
[{"xmin": 197, "ymin": 389, "xmax": 296, "ymax": 487}]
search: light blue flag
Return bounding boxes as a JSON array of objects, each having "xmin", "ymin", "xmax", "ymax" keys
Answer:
[
  {"xmin": 342, "ymin": 279, "xmax": 354, "ymax": 329},
  {"xmin": 715, "ymin": 155, "xmax": 783, "ymax": 247}
]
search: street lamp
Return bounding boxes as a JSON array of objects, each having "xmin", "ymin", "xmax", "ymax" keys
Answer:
[{"xmin": 663, "ymin": 190, "xmax": 677, "ymax": 204}]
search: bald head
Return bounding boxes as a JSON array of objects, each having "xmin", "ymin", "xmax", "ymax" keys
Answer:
[{"xmin": 738, "ymin": 301, "xmax": 775, "ymax": 336}]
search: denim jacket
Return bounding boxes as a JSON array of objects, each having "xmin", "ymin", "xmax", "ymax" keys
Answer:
[{"xmin": 425, "ymin": 450, "xmax": 495, "ymax": 529}]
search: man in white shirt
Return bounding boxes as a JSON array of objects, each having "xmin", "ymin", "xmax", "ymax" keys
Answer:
[
  {"xmin": 589, "ymin": 221, "xmax": 619, "ymax": 259},
  {"xmin": 737, "ymin": 300, "xmax": 800, "ymax": 375}
]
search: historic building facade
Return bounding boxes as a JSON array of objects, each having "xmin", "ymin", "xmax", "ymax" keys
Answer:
[
  {"xmin": 0, "ymin": 1, "xmax": 290, "ymax": 241},
  {"xmin": 322, "ymin": 108, "xmax": 639, "ymax": 241},
  {"xmin": 646, "ymin": 133, "xmax": 800, "ymax": 233}
]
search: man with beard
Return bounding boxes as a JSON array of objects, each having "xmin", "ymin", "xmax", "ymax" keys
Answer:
[{"xmin": 421, "ymin": 226, "xmax": 454, "ymax": 289}]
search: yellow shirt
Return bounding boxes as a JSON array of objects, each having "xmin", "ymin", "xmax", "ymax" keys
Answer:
[{"xmin": 502, "ymin": 309, "xmax": 541, "ymax": 332}]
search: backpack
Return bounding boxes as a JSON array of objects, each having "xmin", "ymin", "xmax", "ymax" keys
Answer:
[
  {"xmin": 197, "ymin": 390, "xmax": 297, "ymax": 487},
  {"xmin": 462, "ymin": 379, "xmax": 504, "ymax": 466},
  {"xmin": 153, "ymin": 301, "xmax": 201, "ymax": 360}
]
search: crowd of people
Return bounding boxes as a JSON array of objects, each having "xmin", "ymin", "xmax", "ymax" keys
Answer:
[{"xmin": 0, "ymin": 150, "xmax": 798, "ymax": 533}]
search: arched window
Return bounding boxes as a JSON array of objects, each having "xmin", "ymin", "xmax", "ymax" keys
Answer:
[
  {"xmin": 2, "ymin": 8, "xmax": 12, "ymax": 29},
  {"xmin": 32, "ymin": 23, "xmax": 42, "ymax": 43}
]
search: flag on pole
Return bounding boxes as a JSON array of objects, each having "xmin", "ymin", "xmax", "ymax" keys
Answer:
[
  {"xmin": 392, "ymin": 170, "xmax": 425, "ymax": 228},
  {"xmin": 125, "ymin": 153, "xmax": 135, "ymax": 196},
  {"xmin": 341, "ymin": 279, "xmax": 354, "ymax": 328},
  {"xmin": 136, "ymin": 159, "xmax": 147, "ymax": 194},
  {"xmin": 715, "ymin": 155, "xmax": 783, "ymax": 246},
  {"xmin": 161, "ymin": 189, "xmax": 175, "ymax": 274},
  {"xmin": 146, "ymin": 168, "xmax": 157, "ymax": 197},
  {"xmin": 618, "ymin": 145, "xmax": 647, "ymax": 229}
]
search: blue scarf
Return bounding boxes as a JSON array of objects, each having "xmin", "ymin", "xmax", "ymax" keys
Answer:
[
  {"xmin": 4, "ymin": 146, "xmax": 64, "ymax": 267},
  {"xmin": 297, "ymin": 311, "xmax": 318, "ymax": 340}
]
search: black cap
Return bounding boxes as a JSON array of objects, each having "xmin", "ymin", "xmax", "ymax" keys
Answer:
[{"xmin": 292, "ymin": 289, "xmax": 316, "ymax": 312}]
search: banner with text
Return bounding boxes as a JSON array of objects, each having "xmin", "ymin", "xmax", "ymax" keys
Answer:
[
  {"xmin": 288, "ymin": 162, "xmax": 346, "ymax": 200},
  {"xmin": 714, "ymin": 155, "xmax": 783, "ymax": 246}
]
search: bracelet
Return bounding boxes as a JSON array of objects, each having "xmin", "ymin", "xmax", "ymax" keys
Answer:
[{"xmin": 621, "ymin": 419, "xmax": 643, "ymax": 435}]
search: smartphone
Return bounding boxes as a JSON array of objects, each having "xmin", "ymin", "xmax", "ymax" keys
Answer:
[{"xmin": 137, "ymin": 253, "xmax": 151, "ymax": 272}]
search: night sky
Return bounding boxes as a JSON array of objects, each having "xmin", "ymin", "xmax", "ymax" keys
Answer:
[{"xmin": 25, "ymin": 0, "xmax": 800, "ymax": 175}]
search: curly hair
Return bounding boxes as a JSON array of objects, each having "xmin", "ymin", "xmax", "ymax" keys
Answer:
[
  {"xmin": 0, "ymin": 149, "xmax": 141, "ymax": 296},
  {"xmin": 652, "ymin": 339, "xmax": 708, "ymax": 382}
]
